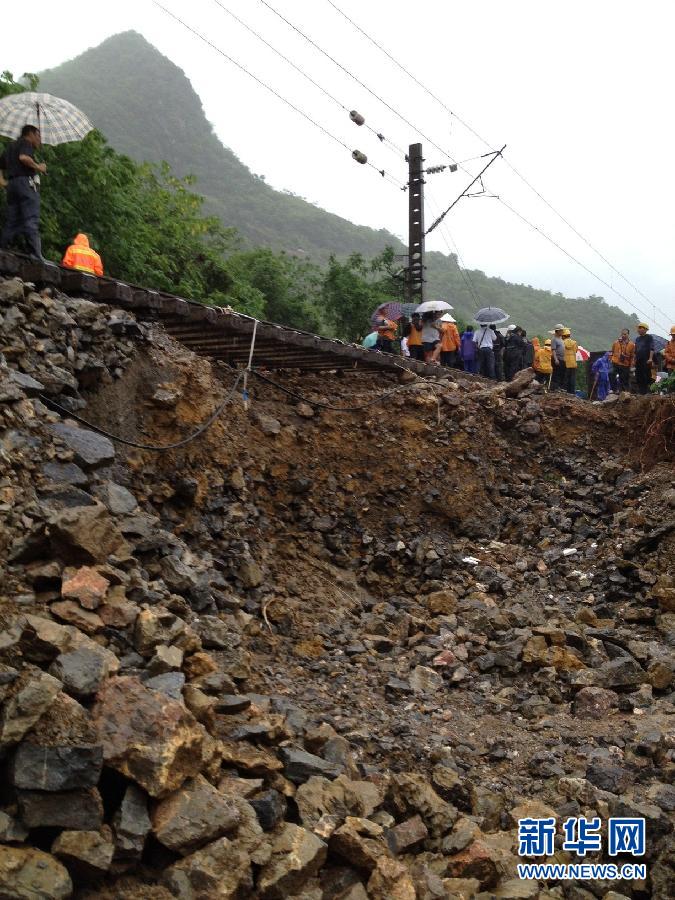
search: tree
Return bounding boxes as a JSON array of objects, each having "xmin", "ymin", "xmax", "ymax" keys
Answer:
[{"xmin": 322, "ymin": 248, "xmax": 401, "ymax": 342}]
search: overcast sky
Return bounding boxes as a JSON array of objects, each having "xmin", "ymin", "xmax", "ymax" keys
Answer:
[{"xmin": 5, "ymin": 0, "xmax": 674, "ymax": 334}]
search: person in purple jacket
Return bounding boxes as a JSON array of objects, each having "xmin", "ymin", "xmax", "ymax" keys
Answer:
[{"xmin": 461, "ymin": 326, "xmax": 478, "ymax": 374}]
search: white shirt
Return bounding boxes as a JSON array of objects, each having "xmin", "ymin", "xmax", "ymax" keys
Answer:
[{"xmin": 473, "ymin": 326, "xmax": 496, "ymax": 349}]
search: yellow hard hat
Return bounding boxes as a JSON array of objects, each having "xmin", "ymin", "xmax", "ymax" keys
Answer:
[
  {"xmin": 637, "ymin": 322, "xmax": 649, "ymax": 330},
  {"xmin": 562, "ymin": 328, "xmax": 571, "ymax": 337},
  {"xmin": 544, "ymin": 339, "xmax": 552, "ymax": 346},
  {"xmin": 670, "ymin": 325, "xmax": 675, "ymax": 335}
]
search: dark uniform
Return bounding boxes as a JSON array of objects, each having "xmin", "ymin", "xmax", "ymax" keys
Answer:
[{"xmin": 0, "ymin": 138, "xmax": 43, "ymax": 258}]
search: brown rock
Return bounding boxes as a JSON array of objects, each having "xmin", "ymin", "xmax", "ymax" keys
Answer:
[
  {"xmin": 20, "ymin": 615, "xmax": 119, "ymax": 673},
  {"xmin": 61, "ymin": 566, "xmax": 109, "ymax": 610},
  {"xmin": 330, "ymin": 817, "xmax": 389, "ymax": 872},
  {"xmin": 162, "ymin": 837, "xmax": 253, "ymax": 898},
  {"xmin": 0, "ymin": 671, "xmax": 62, "ymax": 747},
  {"xmin": 152, "ymin": 774, "xmax": 240, "ymax": 855},
  {"xmin": 366, "ymin": 856, "xmax": 416, "ymax": 900},
  {"xmin": 648, "ymin": 660, "xmax": 673, "ymax": 690},
  {"xmin": 572, "ymin": 686, "xmax": 619, "ymax": 718},
  {"xmin": 389, "ymin": 773, "xmax": 457, "ymax": 837},
  {"xmin": 50, "ymin": 600, "xmax": 104, "ymax": 635},
  {"xmin": 92, "ymin": 676, "xmax": 211, "ymax": 797},
  {"xmin": 47, "ymin": 502, "xmax": 129, "ymax": 564},
  {"xmin": 424, "ymin": 589, "xmax": 457, "ymax": 616},
  {"xmin": 386, "ymin": 814, "xmax": 429, "ymax": 854},
  {"xmin": 257, "ymin": 823, "xmax": 327, "ymax": 899},
  {"xmin": 52, "ymin": 827, "xmax": 114, "ymax": 879},
  {"xmin": 442, "ymin": 877, "xmax": 482, "ymax": 899},
  {"xmin": 183, "ymin": 651, "xmax": 218, "ymax": 680},
  {"xmin": 0, "ymin": 846, "xmax": 72, "ymax": 899},
  {"xmin": 220, "ymin": 740, "xmax": 284, "ymax": 776},
  {"xmin": 134, "ymin": 607, "xmax": 186, "ymax": 657},
  {"xmin": 445, "ymin": 839, "xmax": 499, "ymax": 888},
  {"xmin": 98, "ymin": 590, "xmax": 139, "ymax": 628}
]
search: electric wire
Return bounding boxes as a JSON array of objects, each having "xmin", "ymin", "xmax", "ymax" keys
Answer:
[
  {"xmin": 426, "ymin": 192, "xmax": 483, "ymax": 308},
  {"xmin": 258, "ymin": 0, "xmax": 462, "ymax": 167},
  {"xmin": 150, "ymin": 1, "xmax": 400, "ymax": 188},
  {"xmin": 323, "ymin": 0, "xmax": 672, "ymax": 328},
  {"xmin": 210, "ymin": 0, "xmax": 406, "ymax": 163}
]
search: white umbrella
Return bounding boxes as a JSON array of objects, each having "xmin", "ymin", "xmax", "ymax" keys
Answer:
[
  {"xmin": 474, "ymin": 305, "xmax": 509, "ymax": 325},
  {"xmin": 415, "ymin": 300, "xmax": 453, "ymax": 313},
  {"xmin": 0, "ymin": 92, "xmax": 94, "ymax": 145},
  {"xmin": 439, "ymin": 313, "xmax": 456, "ymax": 322}
]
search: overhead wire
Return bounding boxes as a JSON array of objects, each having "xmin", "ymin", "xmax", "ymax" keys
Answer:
[
  {"xmin": 323, "ymin": 0, "xmax": 672, "ymax": 329},
  {"xmin": 209, "ymin": 0, "xmax": 406, "ymax": 163},
  {"xmin": 426, "ymin": 191, "xmax": 483, "ymax": 309},
  {"xmin": 150, "ymin": 1, "xmax": 401, "ymax": 188}
]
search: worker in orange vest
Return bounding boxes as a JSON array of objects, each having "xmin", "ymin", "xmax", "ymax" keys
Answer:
[
  {"xmin": 62, "ymin": 233, "xmax": 104, "ymax": 276},
  {"xmin": 664, "ymin": 326, "xmax": 675, "ymax": 373},
  {"xmin": 406, "ymin": 313, "xmax": 423, "ymax": 361},
  {"xmin": 375, "ymin": 317, "xmax": 397, "ymax": 354},
  {"xmin": 434, "ymin": 313, "xmax": 461, "ymax": 367}
]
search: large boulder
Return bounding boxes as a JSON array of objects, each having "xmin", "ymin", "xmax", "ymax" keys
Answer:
[
  {"xmin": 47, "ymin": 502, "xmax": 129, "ymax": 564},
  {"xmin": 49, "ymin": 423, "xmax": 115, "ymax": 469},
  {"xmin": 0, "ymin": 846, "xmax": 72, "ymax": 900},
  {"xmin": 152, "ymin": 774, "xmax": 240, "ymax": 855},
  {"xmin": 162, "ymin": 837, "xmax": 253, "ymax": 899},
  {"xmin": 92, "ymin": 676, "xmax": 213, "ymax": 797},
  {"xmin": 257, "ymin": 823, "xmax": 327, "ymax": 898}
]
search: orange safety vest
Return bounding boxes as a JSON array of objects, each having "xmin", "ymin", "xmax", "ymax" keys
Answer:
[
  {"xmin": 610, "ymin": 339, "xmax": 635, "ymax": 368},
  {"xmin": 439, "ymin": 322, "xmax": 460, "ymax": 352},
  {"xmin": 377, "ymin": 318, "xmax": 397, "ymax": 341},
  {"xmin": 664, "ymin": 339, "xmax": 675, "ymax": 371},
  {"xmin": 62, "ymin": 233, "xmax": 104, "ymax": 277},
  {"xmin": 407, "ymin": 323, "xmax": 422, "ymax": 347}
]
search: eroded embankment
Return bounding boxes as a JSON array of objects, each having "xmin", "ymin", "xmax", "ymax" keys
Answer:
[{"xmin": 0, "ymin": 275, "xmax": 673, "ymax": 899}]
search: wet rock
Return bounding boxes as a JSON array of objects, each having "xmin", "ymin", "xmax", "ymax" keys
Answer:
[
  {"xmin": 0, "ymin": 846, "xmax": 72, "ymax": 900},
  {"xmin": 113, "ymin": 783, "xmax": 151, "ymax": 862},
  {"xmin": 250, "ymin": 789, "xmax": 288, "ymax": 831},
  {"xmin": 0, "ymin": 671, "xmax": 62, "ymax": 747},
  {"xmin": 49, "ymin": 423, "xmax": 115, "ymax": 469},
  {"xmin": 92, "ymin": 675, "xmax": 211, "ymax": 797},
  {"xmin": 386, "ymin": 814, "xmax": 429, "ymax": 854},
  {"xmin": 47, "ymin": 502, "xmax": 128, "ymax": 564},
  {"xmin": 50, "ymin": 645, "xmax": 115, "ymax": 698},
  {"xmin": 152, "ymin": 774, "xmax": 240, "ymax": 855},
  {"xmin": 52, "ymin": 828, "xmax": 114, "ymax": 879},
  {"xmin": 601, "ymin": 655, "xmax": 646, "ymax": 690},
  {"xmin": 280, "ymin": 746, "xmax": 341, "ymax": 784},
  {"xmin": 12, "ymin": 742, "xmax": 103, "ymax": 791},
  {"xmin": 60, "ymin": 565, "xmax": 109, "ymax": 609},
  {"xmin": 18, "ymin": 787, "xmax": 103, "ymax": 830},
  {"xmin": 257, "ymin": 823, "xmax": 327, "ymax": 899},
  {"xmin": 573, "ymin": 686, "xmax": 619, "ymax": 717},
  {"xmin": 162, "ymin": 837, "xmax": 253, "ymax": 899},
  {"xmin": 367, "ymin": 856, "xmax": 416, "ymax": 900}
]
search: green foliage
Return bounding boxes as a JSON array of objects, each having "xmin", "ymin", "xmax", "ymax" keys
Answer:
[
  {"xmin": 322, "ymin": 248, "xmax": 401, "ymax": 342},
  {"xmin": 651, "ymin": 371, "xmax": 675, "ymax": 394}
]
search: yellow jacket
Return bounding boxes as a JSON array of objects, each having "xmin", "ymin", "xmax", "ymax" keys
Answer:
[
  {"xmin": 564, "ymin": 338, "xmax": 578, "ymax": 369},
  {"xmin": 534, "ymin": 346, "xmax": 553, "ymax": 374}
]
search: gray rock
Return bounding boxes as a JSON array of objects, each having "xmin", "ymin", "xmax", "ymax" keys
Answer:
[
  {"xmin": 18, "ymin": 788, "xmax": 104, "ymax": 830},
  {"xmin": 41, "ymin": 462, "xmax": 88, "ymax": 487},
  {"xmin": 585, "ymin": 760, "xmax": 631, "ymax": 794},
  {"xmin": 152, "ymin": 774, "xmax": 240, "ymax": 855},
  {"xmin": 113, "ymin": 784, "xmax": 151, "ymax": 861},
  {"xmin": 0, "ymin": 672, "xmax": 62, "ymax": 747},
  {"xmin": 9, "ymin": 370, "xmax": 44, "ymax": 395},
  {"xmin": 0, "ymin": 846, "xmax": 72, "ymax": 900},
  {"xmin": 280, "ymin": 747, "xmax": 341, "ymax": 784},
  {"xmin": 0, "ymin": 810, "xmax": 28, "ymax": 842},
  {"xmin": 144, "ymin": 671, "xmax": 186, "ymax": 699},
  {"xmin": 602, "ymin": 656, "xmax": 646, "ymax": 691},
  {"xmin": 51, "ymin": 829, "xmax": 114, "ymax": 879},
  {"xmin": 12, "ymin": 743, "xmax": 103, "ymax": 791},
  {"xmin": 96, "ymin": 482, "xmax": 139, "ymax": 515},
  {"xmin": 250, "ymin": 790, "xmax": 288, "ymax": 831},
  {"xmin": 49, "ymin": 647, "xmax": 113, "ymax": 698},
  {"xmin": 49, "ymin": 424, "xmax": 115, "ymax": 469}
]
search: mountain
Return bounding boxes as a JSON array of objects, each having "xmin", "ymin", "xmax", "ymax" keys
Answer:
[{"xmin": 40, "ymin": 31, "xmax": 636, "ymax": 347}]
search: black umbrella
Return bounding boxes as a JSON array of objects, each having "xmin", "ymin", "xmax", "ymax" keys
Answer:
[{"xmin": 474, "ymin": 306, "xmax": 509, "ymax": 325}]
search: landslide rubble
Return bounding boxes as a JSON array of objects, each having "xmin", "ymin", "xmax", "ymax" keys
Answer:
[{"xmin": 0, "ymin": 274, "xmax": 673, "ymax": 899}]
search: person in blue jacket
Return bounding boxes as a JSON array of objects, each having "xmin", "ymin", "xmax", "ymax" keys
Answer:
[{"xmin": 591, "ymin": 351, "xmax": 612, "ymax": 401}]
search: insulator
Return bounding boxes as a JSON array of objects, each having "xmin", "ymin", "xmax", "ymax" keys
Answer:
[
  {"xmin": 449, "ymin": 163, "xmax": 458, "ymax": 172},
  {"xmin": 350, "ymin": 110, "xmax": 365, "ymax": 126},
  {"xmin": 352, "ymin": 150, "xmax": 367, "ymax": 164}
]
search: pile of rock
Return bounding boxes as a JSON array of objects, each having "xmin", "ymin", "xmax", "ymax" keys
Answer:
[{"xmin": 0, "ymin": 275, "xmax": 673, "ymax": 898}]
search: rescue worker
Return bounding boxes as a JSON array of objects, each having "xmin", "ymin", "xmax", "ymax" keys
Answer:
[
  {"xmin": 460, "ymin": 326, "xmax": 477, "ymax": 373},
  {"xmin": 610, "ymin": 328, "xmax": 635, "ymax": 393},
  {"xmin": 562, "ymin": 327, "xmax": 578, "ymax": 394},
  {"xmin": 533, "ymin": 338, "xmax": 553, "ymax": 386},
  {"xmin": 406, "ymin": 313, "xmax": 424, "ymax": 361},
  {"xmin": 549, "ymin": 324, "xmax": 566, "ymax": 390},
  {"xmin": 504, "ymin": 326, "xmax": 526, "ymax": 381},
  {"xmin": 375, "ymin": 317, "xmax": 397, "ymax": 354},
  {"xmin": 0, "ymin": 125, "xmax": 46, "ymax": 260},
  {"xmin": 634, "ymin": 323, "xmax": 655, "ymax": 395},
  {"xmin": 435, "ymin": 313, "xmax": 461, "ymax": 367},
  {"xmin": 665, "ymin": 326, "xmax": 675, "ymax": 373},
  {"xmin": 62, "ymin": 233, "xmax": 104, "ymax": 276},
  {"xmin": 591, "ymin": 351, "xmax": 612, "ymax": 401}
]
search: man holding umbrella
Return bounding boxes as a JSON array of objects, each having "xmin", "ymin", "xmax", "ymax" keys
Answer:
[
  {"xmin": 0, "ymin": 125, "xmax": 46, "ymax": 260},
  {"xmin": 472, "ymin": 306, "xmax": 510, "ymax": 379}
]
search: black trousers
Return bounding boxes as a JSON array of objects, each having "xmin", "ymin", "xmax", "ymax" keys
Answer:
[
  {"xmin": 635, "ymin": 360, "xmax": 651, "ymax": 395},
  {"xmin": 376, "ymin": 338, "xmax": 393, "ymax": 354},
  {"xmin": 551, "ymin": 362, "xmax": 565, "ymax": 390},
  {"xmin": 564, "ymin": 367, "xmax": 577, "ymax": 394},
  {"xmin": 408, "ymin": 345, "xmax": 424, "ymax": 361},
  {"xmin": 0, "ymin": 177, "xmax": 42, "ymax": 258},
  {"xmin": 612, "ymin": 364, "xmax": 630, "ymax": 393},
  {"xmin": 440, "ymin": 350, "xmax": 457, "ymax": 367}
]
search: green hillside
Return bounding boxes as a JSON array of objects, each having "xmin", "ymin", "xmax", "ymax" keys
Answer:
[{"xmin": 40, "ymin": 31, "xmax": 636, "ymax": 347}]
